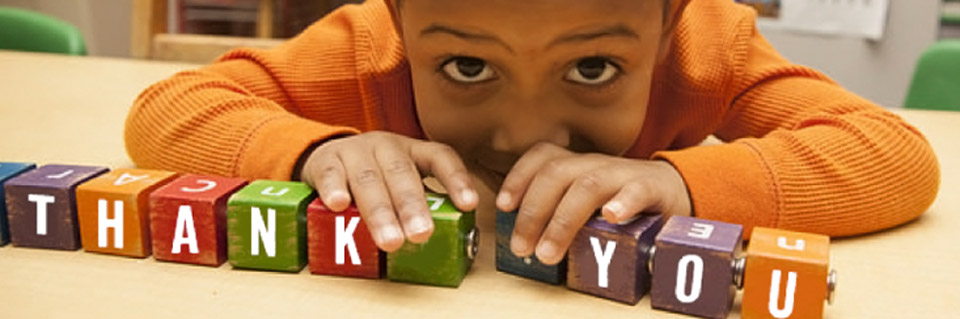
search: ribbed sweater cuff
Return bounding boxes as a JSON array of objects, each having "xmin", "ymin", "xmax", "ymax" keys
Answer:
[
  {"xmin": 235, "ymin": 115, "xmax": 359, "ymax": 181},
  {"xmin": 654, "ymin": 142, "xmax": 779, "ymax": 238}
]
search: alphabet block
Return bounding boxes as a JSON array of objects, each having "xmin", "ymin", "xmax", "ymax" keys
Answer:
[
  {"xmin": 149, "ymin": 175, "xmax": 248, "ymax": 267},
  {"xmin": 5, "ymin": 164, "xmax": 108, "ymax": 250},
  {"xmin": 307, "ymin": 198, "xmax": 383, "ymax": 278},
  {"xmin": 386, "ymin": 192, "xmax": 478, "ymax": 287},
  {"xmin": 226, "ymin": 180, "xmax": 315, "ymax": 272},
  {"xmin": 567, "ymin": 214, "xmax": 664, "ymax": 304},
  {"xmin": 650, "ymin": 216, "xmax": 744, "ymax": 319},
  {"xmin": 495, "ymin": 209, "xmax": 565, "ymax": 284},
  {"xmin": 0, "ymin": 162, "xmax": 37, "ymax": 246},
  {"xmin": 742, "ymin": 227, "xmax": 834, "ymax": 319},
  {"xmin": 76, "ymin": 168, "xmax": 178, "ymax": 257}
]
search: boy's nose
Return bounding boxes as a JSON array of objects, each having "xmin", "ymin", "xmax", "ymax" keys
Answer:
[{"xmin": 490, "ymin": 116, "xmax": 571, "ymax": 155}]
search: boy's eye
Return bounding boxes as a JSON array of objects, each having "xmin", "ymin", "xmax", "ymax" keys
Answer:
[
  {"xmin": 441, "ymin": 57, "xmax": 497, "ymax": 83},
  {"xmin": 565, "ymin": 57, "xmax": 620, "ymax": 86}
]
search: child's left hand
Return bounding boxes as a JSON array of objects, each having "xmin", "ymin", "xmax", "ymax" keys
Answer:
[{"xmin": 497, "ymin": 142, "xmax": 692, "ymax": 265}]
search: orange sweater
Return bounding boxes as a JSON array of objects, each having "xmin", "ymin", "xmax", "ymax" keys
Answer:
[{"xmin": 125, "ymin": 0, "xmax": 939, "ymax": 237}]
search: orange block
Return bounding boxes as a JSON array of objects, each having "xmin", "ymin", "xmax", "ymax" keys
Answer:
[
  {"xmin": 741, "ymin": 227, "xmax": 835, "ymax": 319},
  {"xmin": 76, "ymin": 168, "xmax": 177, "ymax": 258}
]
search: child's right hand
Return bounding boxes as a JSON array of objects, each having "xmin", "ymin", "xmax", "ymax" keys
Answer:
[{"xmin": 299, "ymin": 131, "xmax": 478, "ymax": 252}]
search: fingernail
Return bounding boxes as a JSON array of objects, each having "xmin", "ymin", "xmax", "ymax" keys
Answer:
[
  {"xmin": 511, "ymin": 236, "xmax": 529, "ymax": 256},
  {"xmin": 378, "ymin": 227, "xmax": 403, "ymax": 246},
  {"xmin": 536, "ymin": 241, "xmax": 558, "ymax": 261},
  {"xmin": 406, "ymin": 217, "xmax": 432, "ymax": 235},
  {"xmin": 329, "ymin": 190, "xmax": 350, "ymax": 204},
  {"xmin": 496, "ymin": 192, "xmax": 512, "ymax": 210},
  {"xmin": 461, "ymin": 189, "xmax": 477, "ymax": 206},
  {"xmin": 604, "ymin": 201, "xmax": 624, "ymax": 222}
]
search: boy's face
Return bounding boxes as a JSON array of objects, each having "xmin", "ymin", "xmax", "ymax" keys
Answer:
[{"xmin": 398, "ymin": 0, "xmax": 667, "ymax": 189}]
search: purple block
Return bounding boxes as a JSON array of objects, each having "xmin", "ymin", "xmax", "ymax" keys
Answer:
[
  {"xmin": 4, "ymin": 164, "xmax": 109, "ymax": 250},
  {"xmin": 567, "ymin": 214, "xmax": 665, "ymax": 304},
  {"xmin": 650, "ymin": 216, "xmax": 743, "ymax": 319}
]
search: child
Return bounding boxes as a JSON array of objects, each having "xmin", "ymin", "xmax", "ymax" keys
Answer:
[{"xmin": 125, "ymin": 0, "xmax": 940, "ymax": 265}]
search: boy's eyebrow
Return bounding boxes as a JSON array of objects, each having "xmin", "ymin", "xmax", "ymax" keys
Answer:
[
  {"xmin": 547, "ymin": 24, "xmax": 641, "ymax": 49},
  {"xmin": 420, "ymin": 24, "xmax": 515, "ymax": 53},
  {"xmin": 418, "ymin": 23, "xmax": 641, "ymax": 53}
]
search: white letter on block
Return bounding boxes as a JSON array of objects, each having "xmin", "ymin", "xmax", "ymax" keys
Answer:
[
  {"xmin": 28, "ymin": 194, "xmax": 55, "ymax": 235},
  {"xmin": 171, "ymin": 205, "xmax": 199, "ymax": 254},
  {"xmin": 589, "ymin": 237, "xmax": 617, "ymax": 288},
  {"xmin": 336, "ymin": 216, "xmax": 361, "ymax": 265},
  {"xmin": 768, "ymin": 270, "xmax": 798, "ymax": 319},
  {"xmin": 261, "ymin": 187, "xmax": 288, "ymax": 197},
  {"xmin": 688, "ymin": 223, "xmax": 714, "ymax": 239},
  {"xmin": 181, "ymin": 180, "xmax": 217, "ymax": 193},
  {"xmin": 777, "ymin": 236, "xmax": 805, "ymax": 251},
  {"xmin": 46, "ymin": 169, "xmax": 74, "ymax": 179},
  {"xmin": 675, "ymin": 254, "xmax": 704, "ymax": 303},
  {"xmin": 251, "ymin": 207, "xmax": 276, "ymax": 257},
  {"xmin": 97, "ymin": 199, "xmax": 124, "ymax": 248},
  {"xmin": 114, "ymin": 173, "xmax": 148, "ymax": 186}
]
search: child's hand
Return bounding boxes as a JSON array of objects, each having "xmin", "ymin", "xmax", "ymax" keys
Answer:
[
  {"xmin": 299, "ymin": 131, "xmax": 478, "ymax": 252},
  {"xmin": 497, "ymin": 142, "xmax": 691, "ymax": 265}
]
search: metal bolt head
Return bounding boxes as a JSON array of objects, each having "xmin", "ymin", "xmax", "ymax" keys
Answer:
[
  {"xmin": 466, "ymin": 227, "xmax": 479, "ymax": 260},
  {"xmin": 646, "ymin": 245, "xmax": 657, "ymax": 274},
  {"xmin": 732, "ymin": 257, "xmax": 746, "ymax": 289},
  {"xmin": 827, "ymin": 269, "xmax": 838, "ymax": 305}
]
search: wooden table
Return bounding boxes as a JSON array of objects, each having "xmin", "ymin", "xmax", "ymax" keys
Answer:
[{"xmin": 0, "ymin": 50, "xmax": 957, "ymax": 318}]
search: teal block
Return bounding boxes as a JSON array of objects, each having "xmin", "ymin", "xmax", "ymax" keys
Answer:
[
  {"xmin": 227, "ymin": 180, "xmax": 315, "ymax": 272},
  {"xmin": 0, "ymin": 162, "xmax": 37, "ymax": 246},
  {"xmin": 496, "ymin": 209, "xmax": 566, "ymax": 284},
  {"xmin": 387, "ymin": 192, "xmax": 478, "ymax": 287}
]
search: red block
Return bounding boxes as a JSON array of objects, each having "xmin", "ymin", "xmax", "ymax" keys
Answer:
[
  {"xmin": 148, "ymin": 175, "xmax": 247, "ymax": 267},
  {"xmin": 307, "ymin": 198, "xmax": 383, "ymax": 278}
]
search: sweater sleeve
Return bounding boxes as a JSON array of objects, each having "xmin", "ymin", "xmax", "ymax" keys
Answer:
[
  {"xmin": 655, "ymin": 22, "xmax": 941, "ymax": 237},
  {"xmin": 123, "ymin": 3, "xmax": 397, "ymax": 180}
]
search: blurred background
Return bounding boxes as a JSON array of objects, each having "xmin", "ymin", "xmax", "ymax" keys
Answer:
[{"xmin": 0, "ymin": 0, "xmax": 957, "ymax": 109}]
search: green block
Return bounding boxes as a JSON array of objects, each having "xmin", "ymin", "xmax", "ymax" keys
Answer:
[
  {"xmin": 227, "ymin": 180, "xmax": 315, "ymax": 272},
  {"xmin": 387, "ymin": 192, "xmax": 478, "ymax": 287}
]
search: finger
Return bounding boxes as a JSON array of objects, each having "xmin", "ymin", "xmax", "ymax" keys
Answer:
[
  {"xmin": 411, "ymin": 141, "xmax": 478, "ymax": 212},
  {"xmin": 601, "ymin": 181, "xmax": 661, "ymax": 224},
  {"xmin": 375, "ymin": 144, "xmax": 434, "ymax": 244},
  {"xmin": 510, "ymin": 155, "xmax": 600, "ymax": 257},
  {"xmin": 536, "ymin": 170, "xmax": 619, "ymax": 265},
  {"xmin": 339, "ymin": 147, "xmax": 405, "ymax": 252},
  {"xmin": 497, "ymin": 142, "xmax": 571, "ymax": 213},
  {"xmin": 305, "ymin": 151, "xmax": 352, "ymax": 212}
]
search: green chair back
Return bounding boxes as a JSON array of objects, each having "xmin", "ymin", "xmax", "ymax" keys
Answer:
[
  {"xmin": 0, "ymin": 7, "xmax": 86, "ymax": 55},
  {"xmin": 904, "ymin": 41, "xmax": 960, "ymax": 111}
]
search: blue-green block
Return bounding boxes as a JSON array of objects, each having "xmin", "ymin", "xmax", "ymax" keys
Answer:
[
  {"xmin": 496, "ymin": 210, "xmax": 566, "ymax": 284},
  {"xmin": 0, "ymin": 162, "xmax": 37, "ymax": 246}
]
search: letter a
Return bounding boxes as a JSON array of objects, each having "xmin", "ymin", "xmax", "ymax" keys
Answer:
[{"xmin": 171, "ymin": 205, "xmax": 199, "ymax": 254}]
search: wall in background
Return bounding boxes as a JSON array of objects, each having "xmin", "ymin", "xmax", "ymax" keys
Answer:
[
  {"xmin": 0, "ymin": 0, "xmax": 132, "ymax": 57},
  {"xmin": 0, "ymin": 1, "xmax": 943, "ymax": 107},
  {"xmin": 758, "ymin": 0, "xmax": 941, "ymax": 108}
]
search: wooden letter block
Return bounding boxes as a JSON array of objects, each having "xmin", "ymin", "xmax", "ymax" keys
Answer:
[
  {"xmin": 307, "ymin": 198, "xmax": 383, "ymax": 278},
  {"xmin": 387, "ymin": 192, "xmax": 478, "ymax": 287},
  {"xmin": 0, "ymin": 162, "xmax": 37, "ymax": 246},
  {"xmin": 76, "ymin": 168, "xmax": 178, "ymax": 258},
  {"xmin": 496, "ymin": 209, "xmax": 565, "ymax": 284},
  {"xmin": 567, "ymin": 214, "xmax": 664, "ymax": 304},
  {"xmin": 149, "ymin": 174, "xmax": 247, "ymax": 267},
  {"xmin": 742, "ymin": 227, "xmax": 833, "ymax": 319},
  {"xmin": 5, "ymin": 164, "xmax": 108, "ymax": 250},
  {"xmin": 650, "ymin": 216, "xmax": 744, "ymax": 319},
  {"xmin": 226, "ymin": 180, "xmax": 315, "ymax": 272}
]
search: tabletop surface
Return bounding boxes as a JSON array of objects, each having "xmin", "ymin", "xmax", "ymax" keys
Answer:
[{"xmin": 0, "ymin": 50, "xmax": 957, "ymax": 318}]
